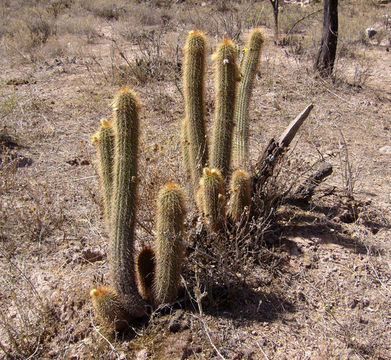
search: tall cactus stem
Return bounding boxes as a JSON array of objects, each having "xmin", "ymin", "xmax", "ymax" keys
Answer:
[
  {"xmin": 183, "ymin": 30, "xmax": 208, "ymax": 188},
  {"xmin": 233, "ymin": 28, "xmax": 265, "ymax": 169},
  {"xmin": 228, "ymin": 169, "xmax": 252, "ymax": 223},
  {"xmin": 110, "ymin": 87, "xmax": 145, "ymax": 316},
  {"xmin": 211, "ymin": 38, "xmax": 239, "ymax": 176},
  {"xmin": 93, "ymin": 119, "xmax": 115, "ymax": 224},
  {"xmin": 153, "ymin": 182, "xmax": 185, "ymax": 305},
  {"xmin": 198, "ymin": 168, "xmax": 226, "ymax": 231},
  {"xmin": 181, "ymin": 119, "xmax": 191, "ymax": 179}
]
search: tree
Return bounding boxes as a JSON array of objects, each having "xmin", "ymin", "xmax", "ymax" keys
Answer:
[
  {"xmin": 314, "ymin": 0, "xmax": 338, "ymax": 77},
  {"xmin": 269, "ymin": 0, "xmax": 279, "ymax": 42}
]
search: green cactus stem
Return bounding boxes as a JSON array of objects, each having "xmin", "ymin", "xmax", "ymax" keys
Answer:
[
  {"xmin": 233, "ymin": 28, "xmax": 265, "ymax": 169},
  {"xmin": 135, "ymin": 246, "xmax": 155, "ymax": 301},
  {"xmin": 153, "ymin": 181, "xmax": 185, "ymax": 305},
  {"xmin": 110, "ymin": 87, "xmax": 145, "ymax": 316},
  {"xmin": 92, "ymin": 119, "xmax": 115, "ymax": 223},
  {"xmin": 181, "ymin": 119, "xmax": 191, "ymax": 179},
  {"xmin": 198, "ymin": 168, "xmax": 226, "ymax": 231},
  {"xmin": 183, "ymin": 30, "xmax": 208, "ymax": 188},
  {"xmin": 90, "ymin": 286, "xmax": 132, "ymax": 330},
  {"xmin": 228, "ymin": 169, "xmax": 252, "ymax": 223},
  {"xmin": 211, "ymin": 38, "xmax": 239, "ymax": 176}
]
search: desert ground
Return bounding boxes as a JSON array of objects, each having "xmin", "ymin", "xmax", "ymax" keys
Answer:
[{"xmin": 1, "ymin": 0, "xmax": 391, "ymax": 359}]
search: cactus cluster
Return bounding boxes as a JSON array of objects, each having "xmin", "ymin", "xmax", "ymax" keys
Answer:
[
  {"xmin": 89, "ymin": 28, "xmax": 264, "ymax": 329},
  {"xmin": 182, "ymin": 29, "xmax": 265, "ymax": 230},
  {"xmin": 91, "ymin": 88, "xmax": 185, "ymax": 329}
]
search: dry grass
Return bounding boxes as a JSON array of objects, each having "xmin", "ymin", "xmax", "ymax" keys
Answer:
[{"xmin": 0, "ymin": 0, "xmax": 391, "ymax": 359}]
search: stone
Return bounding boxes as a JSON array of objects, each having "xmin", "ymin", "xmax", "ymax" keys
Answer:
[
  {"xmin": 379, "ymin": 145, "xmax": 391, "ymax": 154},
  {"xmin": 366, "ymin": 27, "xmax": 377, "ymax": 39}
]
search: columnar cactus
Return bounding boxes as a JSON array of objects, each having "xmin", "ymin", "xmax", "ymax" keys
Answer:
[
  {"xmin": 92, "ymin": 119, "xmax": 115, "ymax": 223},
  {"xmin": 89, "ymin": 28, "xmax": 266, "ymax": 329},
  {"xmin": 183, "ymin": 30, "xmax": 208, "ymax": 188},
  {"xmin": 228, "ymin": 169, "xmax": 252, "ymax": 223},
  {"xmin": 109, "ymin": 87, "xmax": 145, "ymax": 317},
  {"xmin": 233, "ymin": 28, "xmax": 265, "ymax": 169},
  {"xmin": 211, "ymin": 39, "xmax": 239, "ymax": 176},
  {"xmin": 181, "ymin": 119, "xmax": 191, "ymax": 178},
  {"xmin": 153, "ymin": 182, "xmax": 186, "ymax": 305},
  {"xmin": 197, "ymin": 168, "xmax": 226, "ymax": 231}
]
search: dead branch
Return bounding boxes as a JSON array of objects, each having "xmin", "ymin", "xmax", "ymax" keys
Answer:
[
  {"xmin": 253, "ymin": 103, "xmax": 314, "ymax": 191},
  {"xmin": 278, "ymin": 103, "xmax": 314, "ymax": 148},
  {"xmin": 292, "ymin": 161, "xmax": 333, "ymax": 203}
]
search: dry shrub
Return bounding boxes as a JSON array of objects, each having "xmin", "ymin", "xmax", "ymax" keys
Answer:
[
  {"xmin": 2, "ymin": 10, "xmax": 56, "ymax": 62},
  {"xmin": 77, "ymin": 0, "xmax": 127, "ymax": 20},
  {"xmin": 57, "ymin": 14, "xmax": 99, "ymax": 43},
  {"xmin": 279, "ymin": 2, "xmax": 321, "ymax": 35},
  {"xmin": 0, "ymin": 251, "xmax": 57, "ymax": 359},
  {"xmin": 111, "ymin": 30, "xmax": 180, "ymax": 85}
]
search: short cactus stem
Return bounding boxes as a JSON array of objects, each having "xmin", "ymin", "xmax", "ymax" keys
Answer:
[
  {"xmin": 211, "ymin": 39, "xmax": 239, "ymax": 176},
  {"xmin": 183, "ymin": 30, "xmax": 208, "ymax": 188},
  {"xmin": 90, "ymin": 286, "xmax": 132, "ymax": 330},
  {"xmin": 233, "ymin": 28, "xmax": 265, "ymax": 169},
  {"xmin": 153, "ymin": 182, "xmax": 186, "ymax": 306},
  {"xmin": 228, "ymin": 169, "xmax": 252, "ymax": 223},
  {"xmin": 198, "ymin": 168, "xmax": 226, "ymax": 231}
]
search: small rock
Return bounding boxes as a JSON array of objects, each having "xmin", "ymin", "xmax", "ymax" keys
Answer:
[
  {"xmin": 379, "ymin": 145, "xmax": 391, "ymax": 154},
  {"xmin": 6, "ymin": 78, "xmax": 29, "ymax": 86},
  {"xmin": 359, "ymin": 317, "xmax": 368, "ymax": 324},
  {"xmin": 82, "ymin": 248, "xmax": 104, "ymax": 262},
  {"xmin": 366, "ymin": 27, "xmax": 377, "ymax": 39},
  {"xmin": 135, "ymin": 349, "xmax": 149, "ymax": 360},
  {"xmin": 168, "ymin": 310, "xmax": 185, "ymax": 333},
  {"xmin": 349, "ymin": 298, "xmax": 359, "ymax": 309}
]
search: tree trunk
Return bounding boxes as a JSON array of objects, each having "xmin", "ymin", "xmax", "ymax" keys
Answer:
[
  {"xmin": 314, "ymin": 0, "xmax": 338, "ymax": 77},
  {"xmin": 269, "ymin": 0, "xmax": 279, "ymax": 42}
]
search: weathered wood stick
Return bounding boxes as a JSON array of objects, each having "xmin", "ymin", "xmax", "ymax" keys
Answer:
[
  {"xmin": 278, "ymin": 103, "xmax": 314, "ymax": 148},
  {"xmin": 253, "ymin": 103, "xmax": 314, "ymax": 190}
]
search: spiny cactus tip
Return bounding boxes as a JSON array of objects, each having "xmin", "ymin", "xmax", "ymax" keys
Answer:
[
  {"xmin": 112, "ymin": 86, "xmax": 140, "ymax": 110},
  {"xmin": 188, "ymin": 29, "xmax": 205, "ymax": 37},
  {"xmin": 249, "ymin": 28, "xmax": 265, "ymax": 45},
  {"xmin": 220, "ymin": 38, "xmax": 234, "ymax": 46},
  {"xmin": 100, "ymin": 118, "xmax": 111, "ymax": 127},
  {"xmin": 210, "ymin": 168, "xmax": 222, "ymax": 176},
  {"xmin": 119, "ymin": 86, "xmax": 132, "ymax": 94},
  {"xmin": 200, "ymin": 168, "xmax": 222, "ymax": 185},
  {"xmin": 234, "ymin": 169, "xmax": 248, "ymax": 176},
  {"xmin": 163, "ymin": 181, "xmax": 181, "ymax": 190},
  {"xmin": 90, "ymin": 288, "xmax": 102, "ymax": 297},
  {"xmin": 91, "ymin": 133, "xmax": 99, "ymax": 144}
]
